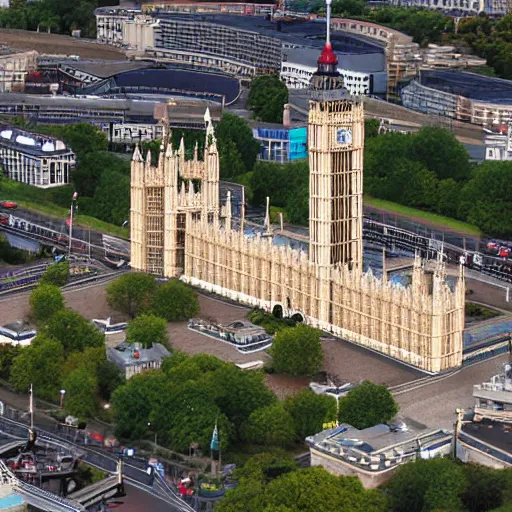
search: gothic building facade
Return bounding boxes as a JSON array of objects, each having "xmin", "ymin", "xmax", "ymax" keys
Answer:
[{"xmin": 130, "ymin": 13, "xmax": 465, "ymax": 374}]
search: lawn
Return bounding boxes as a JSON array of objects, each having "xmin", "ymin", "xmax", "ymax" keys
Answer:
[
  {"xmin": 364, "ymin": 196, "xmax": 482, "ymax": 237},
  {"xmin": 0, "ymin": 180, "xmax": 129, "ymax": 238}
]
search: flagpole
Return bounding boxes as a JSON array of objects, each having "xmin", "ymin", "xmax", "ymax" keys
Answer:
[{"xmin": 29, "ymin": 384, "xmax": 34, "ymax": 430}]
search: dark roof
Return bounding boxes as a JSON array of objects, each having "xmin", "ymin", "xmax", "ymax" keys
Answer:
[
  {"xmin": 420, "ymin": 70, "xmax": 512, "ymax": 104},
  {"xmin": 461, "ymin": 420, "xmax": 512, "ymax": 455},
  {"xmin": 80, "ymin": 68, "xmax": 240, "ymax": 104},
  {"xmin": 156, "ymin": 12, "xmax": 382, "ymax": 54}
]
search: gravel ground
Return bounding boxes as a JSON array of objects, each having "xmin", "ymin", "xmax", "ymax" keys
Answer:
[
  {"xmin": 0, "ymin": 29, "xmax": 126, "ymax": 60},
  {"xmin": 0, "ymin": 282, "xmax": 422, "ymax": 389}
]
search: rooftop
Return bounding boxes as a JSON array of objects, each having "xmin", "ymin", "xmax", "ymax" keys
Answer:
[
  {"xmin": 156, "ymin": 12, "xmax": 383, "ymax": 54},
  {"xmin": 1, "ymin": 321, "xmax": 34, "ymax": 334},
  {"xmin": 107, "ymin": 341, "xmax": 171, "ymax": 368},
  {"xmin": 308, "ymin": 417, "xmax": 442, "ymax": 454},
  {"xmin": 419, "ymin": 70, "xmax": 512, "ymax": 104},
  {"xmin": 222, "ymin": 320, "xmax": 267, "ymax": 336},
  {"xmin": 0, "ymin": 126, "xmax": 73, "ymax": 157},
  {"xmin": 79, "ymin": 68, "xmax": 240, "ymax": 104},
  {"xmin": 461, "ymin": 420, "xmax": 512, "ymax": 458}
]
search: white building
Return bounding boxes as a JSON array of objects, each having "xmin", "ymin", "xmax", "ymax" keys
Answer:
[
  {"xmin": 0, "ymin": 126, "xmax": 75, "ymax": 188},
  {"xmin": 390, "ymin": 0, "xmax": 509, "ymax": 16},
  {"xmin": 483, "ymin": 125, "xmax": 512, "ymax": 161}
]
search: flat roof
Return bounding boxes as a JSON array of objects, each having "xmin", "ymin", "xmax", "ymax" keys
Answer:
[
  {"xmin": 61, "ymin": 60, "xmax": 153, "ymax": 79},
  {"xmin": 461, "ymin": 420, "xmax": 512, "ymax": 455},
  {"xmin": 420, "ymin": 70, "xmax": 512, "ymax": 104},
  {"xmin": 156, "ymin": 12, "xmax": 383, "ymax": 54},
  {"xmin": 308, "ymin": 417, "xmax": 440, "ymax": 454}
]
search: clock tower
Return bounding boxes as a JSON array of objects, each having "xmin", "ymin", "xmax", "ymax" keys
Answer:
[{"xmin": 308, "ymin": 0, "xmax": 363, "ymax": 272}]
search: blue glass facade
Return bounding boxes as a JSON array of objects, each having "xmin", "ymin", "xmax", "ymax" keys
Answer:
[{"xmin": 253, "ymin": 125, "xmax": 307, "ymax": 163}]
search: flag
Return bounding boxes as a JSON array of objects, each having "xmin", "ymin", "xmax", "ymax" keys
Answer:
[{"xmin": 210, "ymin": 423, "xmax": 219, "ymax": 451}]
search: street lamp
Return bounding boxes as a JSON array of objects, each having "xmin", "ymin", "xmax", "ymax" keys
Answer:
[
  {"xmin": 148, "ymin": 422, "xmax": 157, "ymax": 446},
  {"xmin": 68, "ymin": 192, "xmax": 78, "ymax": 256},
  {"xmin": 60, "ymin": 389, "xmax": 66, "ymax": 409}
]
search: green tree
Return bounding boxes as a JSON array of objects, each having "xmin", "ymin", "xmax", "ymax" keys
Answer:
[
  {"xmin": 126, "ymin": 314, "xmax": 169, "ymax": 349},
  {"xmin": 151, "ymin": 384, "xmax": 232, "ymax": 453},
  {"xmin": 29, "ymin": 284, "xmax": 65, "ymax": 325},
  {"xmin": 461, "ymin": 464, "xmax": 509, "ymax": 512},
  {"xmin": 151, "ymin": 279, "xmax": 200, "ymax": 322},
  {"xmin": 97, "ymin": 361, "xmax": 124, "ymax": 401},
  {"xmin": 62, "ymin": 368, "xmax": 99, "ymax": 419},
  {"xmin": 409, "ymin": 127, "xmax": 472, "ymax": 182},
  {"xmin": 401, "ymin": 167, "xmax": 438, "ymax": 210},
  {"xmin": 242, "ymin": 403, "xmax": 295, "ymax": 448},
  {"xmin": 365, "ymin": 118, "xmax": 380, "ymax": 139},
  {"xmin": 106, "ymin": 272, "xmax": 157, "ymax": 318},
  {"xmin": 248, "ymin": 75, "xmax": 289, "ymax": 123},
  {"xmin": 386, "ymin": 458, "xmax": 467, "ymax": 512},
  {"xmin": 270, "ymin": 325, "xmax": 323, "ymax": 377},
  {"xmin": 0, "ymin": 345, "xmax": 21, "ymax": 380},
  {"xmin": 216, "ymin": 114, "xmax": 260, "ymax": 175},
  {"xmin": 63, "ymin": 346, "xmax": 106, "ymax": 377},
  {"xmin": 458, "ymin": 161, "xmax": 512, "ymax": 237},
  {"xmin": 10, "ymin": 335, "xmax": 64, "ymax": 400},
  {"xmin": 218, "ymin": 138, "xmax": 247, "ymax": 179},
  {"xmin": 436, "ymin": 178, "xmax": 461, "ymax": 218},
  {"xmin": 111, "ymin": 371, "xmax": 167, "ymax": 440},
  {"xmin": 284, "ymin": 389, "xmax": 337, "ymax": 441},
  {"xmin": 212, "ymin": 364, "xmax": 276, "ymax": 429},
  {"xmin": 89, "ymin": 170, "xmax": 130, "ymax": 226},
  {"xmin": 332, "ymin": 0, "xmax": 368, "ymax": 17},
  {"xmin": 338, "ymin": 381, "xmax": 398, "ymax": 429},
  {"xmin": 40, "ymin": 261, "xmax": 69, "ymax": 286},
  {"xmin": 44, "ymin": 308, "xmax": 104, "ymax": 355}
]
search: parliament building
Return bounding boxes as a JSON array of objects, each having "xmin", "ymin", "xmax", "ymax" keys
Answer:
[{"xmin": 130, "ymin": 12, "xmax": 465, "ymax": 374}]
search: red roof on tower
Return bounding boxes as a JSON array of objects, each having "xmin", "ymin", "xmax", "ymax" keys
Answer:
[{"xmin": 318, "ymin": 42, "xmax": 338, "ymax": 66}]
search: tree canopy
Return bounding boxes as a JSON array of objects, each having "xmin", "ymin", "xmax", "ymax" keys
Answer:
[
  {"xmin": 40, "ymin": 261, "xmax": 69, "ymax": 287},
  {"xmin": 10, "ymin": 335, "xmax": 64, "ymax": 400},
  {"xmin": 29, "ymin": 284, "xmax": 65, "ymax": 325},
  {"xmin": 270, "ymin": 324, "xmax": 323, "ymax": 377},
  {"xmin": 284, "ymin": 389, "xmax": 337, "ymax": 441},
  {"xmin": 242, "ymin": 403, "xmax": 296, "ymax": 448},
  {"xmin": 43, "ymin": 308, "xmax": 105, "ymax": 355},
  {"xmin": 248, "ymin": 75, "xmax": 289, "ymax": 124},
  {"xmin": 106, "ymin": 272, "xmax": 157, "ymax": 319},
  {"xmin": 150, "ymin": 279, "xmax": 200, "ymax": 322},
  {"xmin": 338, "ymin": 381, "xmax": 399, "ymax": 429},
  {"xmin": 126, "ymin": 314, "xmax": 169, "ymax": 349},
  {"xmin": 62, "ymin": 367, "xmax": 99, "ymax": 419},
  {"xmin": 217, "ymin": 461, "xmax": 388, "ymax": 512},
  {"xmin": 216, "ymin": 114, "xmax": 260, "ymax": 178}
]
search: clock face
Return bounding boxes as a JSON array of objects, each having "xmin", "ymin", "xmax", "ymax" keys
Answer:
[{"xmin": 337, "ymin": 128, "xmax": 352, "ymax": 145}]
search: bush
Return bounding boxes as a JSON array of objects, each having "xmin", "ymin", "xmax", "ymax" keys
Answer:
[
  {"xmin": 151, "ymin": 279, "xmax": 199, "ymax": 322},
  {"xmin": 269, "ymin": 324, "xmax": 323, "ymax": 377},
  {"xmin": 106, "ymin": 272, "xmax": 157, "ymax": 318}
]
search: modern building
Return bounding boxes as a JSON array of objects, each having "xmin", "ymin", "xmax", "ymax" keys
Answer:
[
  {"xmin": 456, "ymin": 364, "xmax": 512, "ymax": 469},
  {"xmin": 0, "ymin": 126, "xmax": 75, "ymax": 188},
  {"xmin": 401, "ymin": 70, "xmax": 512, "ymax": 127},
  {"xmin": 130, "ymin": 6, "xmax": 465, "ymax": 374},
  {"xmin": 95, "ymin": 7, "xmax": 388, "ymax": 94},
  {"xmin": 307, "ymin": 422, "xmax": 452, "ymax": 488},
  {"xmin": 0, "ymin": 48, "xmax": 38, "ymax": 93},
  {"xmin": 389, "ymin": 0, "xmax": 509, "ymax": 16},
  {"xmin": 0, "ymin": 94, "xmax": 223, "ymax": 143},
  {"xmin": 107, "ymin": 341, "xmax": 171, "ymax": 379},
  {"xmin": 251, "ymin": 122, "xmax": 307, "ymax": 163}
]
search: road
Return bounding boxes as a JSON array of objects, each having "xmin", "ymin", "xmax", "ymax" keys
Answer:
[{"xmin": 396, "ymin": 353, "xmax": 509, "ymax": 429}]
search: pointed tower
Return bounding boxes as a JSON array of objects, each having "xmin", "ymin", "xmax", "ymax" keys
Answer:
[
  {"xmin": 308, "ymin": 0, "xmax": 363, "ymax": 273},
  {"xmin": 130, "ymin": 144, "xmax": 146, "ymax": 272},
  {"xmin": 204, "ymin": 107, "xmax": 220, "ymax": 218}
]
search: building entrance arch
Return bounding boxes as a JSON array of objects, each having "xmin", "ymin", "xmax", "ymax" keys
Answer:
[
  {"xmin": 272, "ymin": 304, "xmax": 284, "ymax": 319},
  {"xmin": 291, "ymin": 313, "xmax": 304, "ymax": 323}
]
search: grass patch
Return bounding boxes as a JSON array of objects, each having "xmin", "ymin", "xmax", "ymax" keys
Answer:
[
  {"xmin": 364, "ymin": 196, "xmax": 482, "ymax": 236},
  {"xmin": 0, "ymin": 180, "xmax": 128, "ymax": 238},
  {"xmin": 248, "ymin": 309, "xmax": 297, "ymax": 335},
  {"xmin": 465, "ymin": 302, "xmax": 501, "ymax": 322}
]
